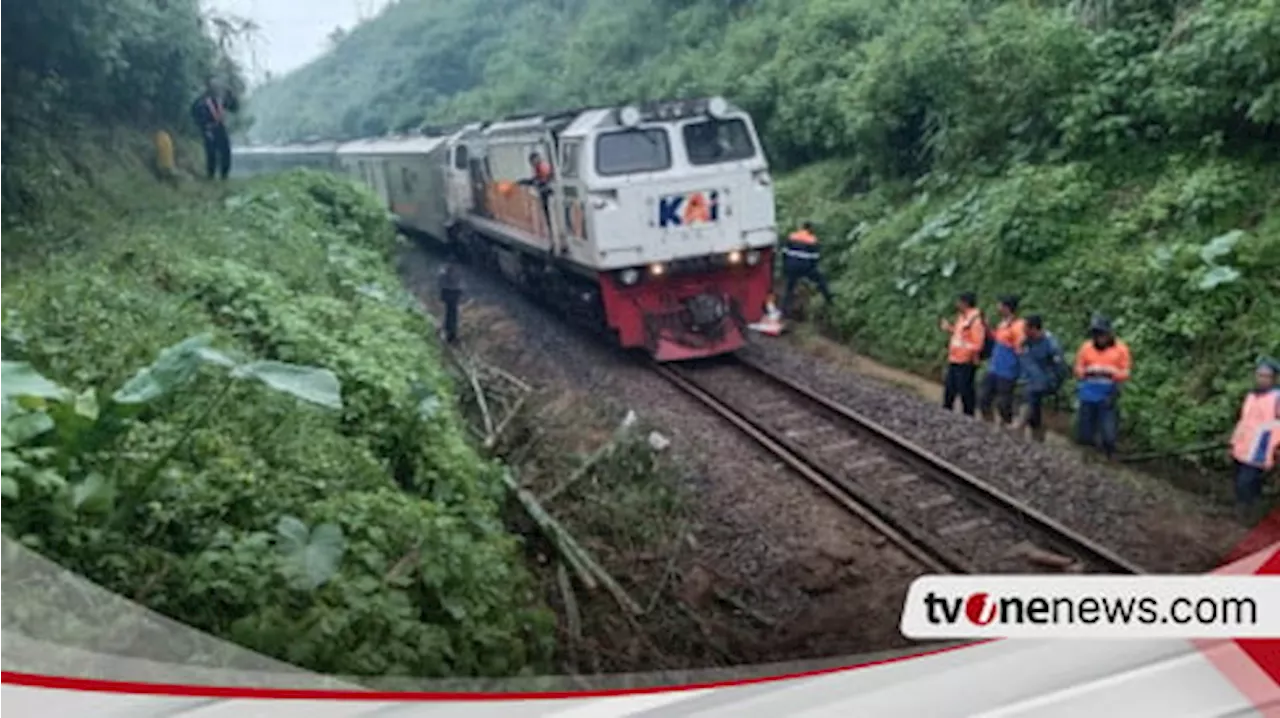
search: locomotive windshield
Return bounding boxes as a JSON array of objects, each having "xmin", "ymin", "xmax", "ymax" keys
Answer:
[
  {"xmin": 595, "ymin": 128, "xmax": 671, "ymax": 176},
  {"xmin": 682, "ymin": 118, "xmax": 756, "ymax": 165}
]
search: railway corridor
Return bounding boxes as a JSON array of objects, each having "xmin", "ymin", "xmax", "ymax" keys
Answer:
[{"xmin": 659, "ymin": 357, "xmax": 1145, "ymax": 576}]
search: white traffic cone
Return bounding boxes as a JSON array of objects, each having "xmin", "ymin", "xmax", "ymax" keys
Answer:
[{"xmin": 749, "ymin": 296, "xmax": 785, "ymax": 336}]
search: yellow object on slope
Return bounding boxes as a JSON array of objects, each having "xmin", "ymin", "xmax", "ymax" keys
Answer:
[{"xmin": 154, "ymin": 131, "xmax": 175, "ymax": 175}]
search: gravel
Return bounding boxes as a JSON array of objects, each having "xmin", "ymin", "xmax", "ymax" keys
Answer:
[{"xmin": 740, "ymin": 338, "xmax": 1248, "ymax": 573}]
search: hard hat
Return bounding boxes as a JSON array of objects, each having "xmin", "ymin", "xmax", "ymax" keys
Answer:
[{"xmin": 1088, "ymin": 313, "xmax": 1113, "ymax": 334}]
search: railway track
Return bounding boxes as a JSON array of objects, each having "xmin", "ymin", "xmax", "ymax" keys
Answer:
[{"xmin": 652, "ymin": 355, "xmax": 1144, "ymax": 576}]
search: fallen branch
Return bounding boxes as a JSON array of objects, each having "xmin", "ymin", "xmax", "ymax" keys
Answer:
[
  {"xmin": 500, "ymin": 470, "xmax": 596, "ymax": 590},
  {"xmin": 645, "ymin": 524, "xmax": 689, "ymax": 615},
  {"xmin": 500, "ymin": 470, "xmax": 644, "ymax": 615},
  {"xmin": 464, "ymin": 358, "xmax": 495, "ymax": 439},
  {"xmin": 484, "ymin": 391, "xmax": 529, "ymax": 450},
  {"xmin": 557, "ymin": 563, "xmax": 583, "ymax": 642},
  {"xmin": 712, "ymin": 587, "xmax": 776, "ymax": 628},
  {"xmin": 540, "ymin": 410, "xmax": 638, "ymax": 504},
  {"xmin": 476, "ymin": 358, "xmax": 531, "ymax": 393}
]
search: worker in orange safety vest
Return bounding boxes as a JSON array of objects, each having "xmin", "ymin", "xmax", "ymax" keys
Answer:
[
  {"xmin": 780, "ymin": 221, "xmax": 834, "ymax": 319},
  {"xmin": 1229, "ymin": 358, "xmax": 1280, "ymax": 521},
  {"xmin": 939, "ymin": 291, "xmax": 986, "ymax": 417},
  {"xmin": 1073, "ymin": 314, "xmax": 1131, "ymax": 459}
]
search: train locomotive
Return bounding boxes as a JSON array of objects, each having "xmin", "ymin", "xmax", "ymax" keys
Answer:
[{"xmin": 234, "ymin": 96, "xmax": 778, "ymax": 361}]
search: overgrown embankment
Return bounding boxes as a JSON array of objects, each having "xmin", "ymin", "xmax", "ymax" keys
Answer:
[{"xmin": 1, "ymin": 171, "xmax": 555, "ymax": 677}]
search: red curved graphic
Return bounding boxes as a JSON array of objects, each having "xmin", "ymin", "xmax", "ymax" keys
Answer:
[{"xmin": 0, "ymin": 642, "xmax": 986, "ymax": 700}]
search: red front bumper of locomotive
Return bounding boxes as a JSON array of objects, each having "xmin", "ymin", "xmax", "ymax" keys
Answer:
[{"xmin": 597, "ymin": 249, "xmax": 775, "ymax": 362}]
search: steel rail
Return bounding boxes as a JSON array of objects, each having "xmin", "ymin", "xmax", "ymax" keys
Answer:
[
  {"xmin": 734, "ymin": 355, "xmax": 1145, "ymax": 575},
  {"xmin": 652, "ymin": 363, "xmax": 965, "ymax": 574}
]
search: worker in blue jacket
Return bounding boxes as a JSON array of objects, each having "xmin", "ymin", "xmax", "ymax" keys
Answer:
[{"xmin": 1012, "ymin": 314, "xmax": 1067, "ymax": 442}]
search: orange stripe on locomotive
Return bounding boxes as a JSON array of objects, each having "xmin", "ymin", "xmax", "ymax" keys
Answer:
[{"xmin": 486, "ymin": 181, "xmax": 550, "ymax": 242}]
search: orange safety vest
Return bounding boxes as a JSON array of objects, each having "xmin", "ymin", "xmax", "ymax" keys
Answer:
[
  {"xmin": 788, "ymin": 229, "xmax": 818, "ymax": 245},
  {"xmin": 784, "ymin": 229, "xmax": 820, "ymax": 262},
  {"xmin": 1231, "ymin": 389, "xmax": 1280, "ymax": 469},
  {"xmin": 992, "ymin": 317, "xmax": 1026, "ymax": 350},
  {"xmin": 1074, "ymin": 340, "xmax": 1132, "ymax": 382},
  {"xmin": 947, "ymin": 308, "xmax": 985, "ymax": 365}
]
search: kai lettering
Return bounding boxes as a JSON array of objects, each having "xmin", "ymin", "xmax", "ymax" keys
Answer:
[{"xmin": 658, "ymin": 190, "xmax": 720, "ymax": 228}]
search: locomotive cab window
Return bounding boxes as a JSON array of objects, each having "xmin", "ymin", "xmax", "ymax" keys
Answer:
[
  {"xmin": 453, "ymin": 145, "xmax": 469, "ymax": 170},
  {"xmin": 595, "ymin": 128, "xmax": 671, "ymax": 176},
  {"xmin": 682, "ymin": 118, "xmax": 756, "ymax": 165},
  {"xmin": 560, "ymin": 142, "xmax": 581, "ymax": 179}
]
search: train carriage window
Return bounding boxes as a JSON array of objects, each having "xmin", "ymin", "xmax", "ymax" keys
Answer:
[
  {"xmin": 453, "ymin": 145, "xmax": 469, "ymax": 170},
  {"xmin": 682, "ymin": 118, "xmax": 756, "ymax": 165},
  {"xmin": 595, "ymin": 129, "xmax": 671, "ymax": 176}
]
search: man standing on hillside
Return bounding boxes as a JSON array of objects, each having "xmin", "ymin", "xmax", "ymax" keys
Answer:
[{"xmin": 191, "ymin": 77, "xmax": 238, "ymax": 180}]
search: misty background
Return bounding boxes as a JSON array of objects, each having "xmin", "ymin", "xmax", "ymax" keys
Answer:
[{"xmin": 204, "ymin": 0, "xmax": 392, "ymax": 85}]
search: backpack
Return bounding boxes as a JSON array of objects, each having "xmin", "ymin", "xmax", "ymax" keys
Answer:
[
  {"xmin": 977, "ymin": 319, "xmax": 996, "ymax": 361},
  {"xmin": 1044, "ymin": 334, "xmax": 1069, "ymax": 393}
]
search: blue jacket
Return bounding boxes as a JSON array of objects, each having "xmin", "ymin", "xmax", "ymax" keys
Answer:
[
  {"xmin": 990, "ymin": 341, "xmax": 1020, "ymax": 379},
  {"xmin": 1018, "ymin": 333, "xmax": 1065, "ymax": 394}
]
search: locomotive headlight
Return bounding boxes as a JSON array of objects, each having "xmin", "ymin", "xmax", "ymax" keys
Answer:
[
  {"xmin": 745, "ymin": 250, "xmax": 762, "ymax": 266},
  {"xmin": 707, "ymin": 96, "xmax": 729, "ymax": 119},
  {"xmin": 649, "ymin": 263, "xmax": 666, "ymax": 277},
  {"xmin": 618, "ymin": 268, "xmax": 641, "ymax": 286},
  {"xmin": 619, "ymin": 105, "xmax": 642, "ymax": 128},
  {"xmin": 727, "ymin": 250, "xmax": 743, "ymax": 265}
]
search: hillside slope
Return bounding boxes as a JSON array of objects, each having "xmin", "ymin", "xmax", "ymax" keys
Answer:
[{"xmin": 249, "ymin": 0, "xmax": 1280, "ymax": 457}]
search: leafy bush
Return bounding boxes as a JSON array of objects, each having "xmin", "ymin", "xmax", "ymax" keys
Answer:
[{"xmin": 1, "ymin": 171, "xmax": 555, "ymax": 677}]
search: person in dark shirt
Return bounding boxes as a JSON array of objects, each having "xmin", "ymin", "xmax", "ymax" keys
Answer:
[
  {"xmin": 1013, "ymin": 315, "xmax": 1066, "ymax": 442},
  {"xmin": 190, "ymin": 77, "xmax": 238, "ymax": 180},
  {"xmin": 438, "ymin": 263, "xmax": 463, "ymax": 345}
]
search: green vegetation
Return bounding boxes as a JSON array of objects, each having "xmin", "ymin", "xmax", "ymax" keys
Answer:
[
  {"xmin": 252, "ymin": 0, "xmax": 1280, "ymax": 456},
  {"xmin": 1, "ymin": 0, "xmax": 259, "ymax": 229},
  {"xmin": 2, "ymin": 172, "xmax": 555, "ymax": 676}
]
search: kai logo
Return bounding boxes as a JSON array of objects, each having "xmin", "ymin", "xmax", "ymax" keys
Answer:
[{"xmin": 658, "ymin": 190, "xmax": 720, "ymax": 228}]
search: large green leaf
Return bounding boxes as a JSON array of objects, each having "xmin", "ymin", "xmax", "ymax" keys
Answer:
[
  {"xmin": 71, "ymin": 472, "xmax": 115, "ymax": 513},
  {"xmin": 1, "ymin": 362, "xmax": 69, "ymax": 402},
  {"xmin": 1199, "ymin": 230, "xmax": 1243, "ymax": 264},
  {"xmin": 73, "ymin": 389, "xmax": 100, "ymax": 421},
  {"xmin": 232, "ymin": 361, "xmax": 343, "ymax": 410},
  {"xmin": 111, "ymin": 335, "xmax": 218, "ymax": 405},
  {"xmin": 1198, "ymin": 265, "xmax": 1241, "ymax": 290},
  {"xmin": 276, "ymin": 515, "xmax": 346, "ymax": 591},
  {"xmin": 3, "ymin": 412, "xmax": 55, "ymax": 444},
  {"xmin": 2, "ymin": 476, "xmax": 18, "ymax": 500}
]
